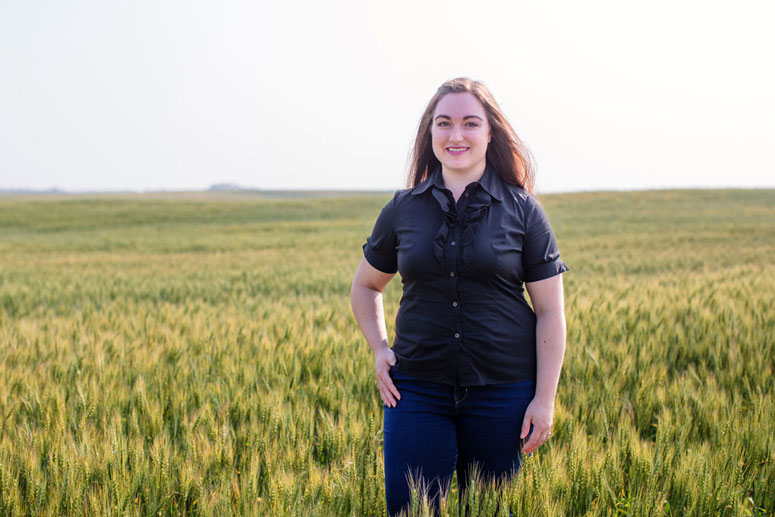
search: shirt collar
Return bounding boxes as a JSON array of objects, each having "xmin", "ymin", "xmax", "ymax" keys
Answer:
[{"xmin": 410, "ymin": 162, "xmax": 504, "ymax": 202}]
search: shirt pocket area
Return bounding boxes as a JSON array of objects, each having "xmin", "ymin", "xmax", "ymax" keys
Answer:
[{"xmin": 491, "ymin": 235, "xmax": 525, "ymax": 282}]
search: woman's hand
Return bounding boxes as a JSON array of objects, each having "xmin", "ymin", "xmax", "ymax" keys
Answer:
[
  {"xmin": 520, "ymin": 397, "xmax": 554, "ymax": 454},
  {"xmin": 374, "ymin": 346, "xmax": 401, "ymax": 407}
]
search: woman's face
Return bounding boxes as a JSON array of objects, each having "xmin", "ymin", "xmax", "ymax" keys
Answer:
[{"xmin": 431, "ymin": 92, "xmax": 491, "ymax": 178}]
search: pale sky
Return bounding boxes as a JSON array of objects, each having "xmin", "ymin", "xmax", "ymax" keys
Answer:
[{"xmin": 1, "ymin": 0, "xmax": 773, "ymax": 193}]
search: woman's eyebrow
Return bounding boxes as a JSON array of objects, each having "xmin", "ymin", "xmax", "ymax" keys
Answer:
[{"xmin": 433, "ymin": 114, "xmax": 484, "ymax": 121}]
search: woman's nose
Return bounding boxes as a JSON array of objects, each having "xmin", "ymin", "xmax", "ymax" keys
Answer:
[{"xmin": 450, "ymin": 125, "xmax": 464, "ymax": 141}]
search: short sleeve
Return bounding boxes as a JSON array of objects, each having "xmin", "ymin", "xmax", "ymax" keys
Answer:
[
  {"xmin": 522, "ymin": 195, "xmax": 569, "ymax": 282},
  {"xmin": 362, "ymin": 192, "xmax": 399, "ymax": 274}
]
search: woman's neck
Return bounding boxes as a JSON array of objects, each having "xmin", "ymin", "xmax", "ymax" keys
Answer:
[{"xmin": 441, "ymin": 166, "xmax": 486, "ymax": 202}]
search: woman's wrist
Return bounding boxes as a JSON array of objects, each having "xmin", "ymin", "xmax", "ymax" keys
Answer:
[
  {"xmin": 532, "ymin": 392, "xmax": 556, "ymax": 407},
  {"xmin": 370, "ymin": 341, "xmax": 391, "ymax": 356}
]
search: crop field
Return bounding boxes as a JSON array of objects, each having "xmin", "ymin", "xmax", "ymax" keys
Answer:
[{"xmin": 0, "ymin": 189, "xmax": 773, "ymax": 516}]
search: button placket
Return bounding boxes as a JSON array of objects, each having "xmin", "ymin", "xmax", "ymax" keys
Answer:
[{"xmin": 449, "ymin": 206, "xmax": 464, "ymax": 380}]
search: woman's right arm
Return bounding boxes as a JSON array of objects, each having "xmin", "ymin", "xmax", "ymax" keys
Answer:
[{"xmin": 350, "ymin": 256, "xmax": 401, "ymax": 407}]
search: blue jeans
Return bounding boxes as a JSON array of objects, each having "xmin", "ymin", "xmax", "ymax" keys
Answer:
[{"xmin": 383, "ymin": 367, "xmax": 535, "ymax": 516}]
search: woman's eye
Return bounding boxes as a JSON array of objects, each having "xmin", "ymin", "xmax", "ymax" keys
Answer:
[
  {"xmin": 437, "ymin": 121, "xmax": 449, "ymax": 127},
  {"xmin": 466, "ymin": 122, "xmax": 479, "ymax": 128}
]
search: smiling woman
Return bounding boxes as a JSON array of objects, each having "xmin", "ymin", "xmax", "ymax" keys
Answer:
[{"xmin": 350, "ymin": 77, "xmax": 569, "ymax": 516}]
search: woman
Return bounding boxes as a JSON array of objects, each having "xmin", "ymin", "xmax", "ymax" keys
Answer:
[{"xmin": 350, "ymin": 77, "xmax": 568, "ymax": 516}]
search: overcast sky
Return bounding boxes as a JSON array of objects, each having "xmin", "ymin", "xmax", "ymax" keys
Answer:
[{"xmin": 1, "ymin": 0, "xmax": 773, "ymax": 193}]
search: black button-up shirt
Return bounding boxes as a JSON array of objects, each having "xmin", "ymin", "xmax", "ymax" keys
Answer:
[{"xmin": 363, "ymin": 163, "xmax": 569, "ymax": 386}]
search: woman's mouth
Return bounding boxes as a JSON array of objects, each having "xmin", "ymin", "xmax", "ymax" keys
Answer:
[{"xmin": 446, "ymin": 147, "xmax": 468, "ymax": 155}]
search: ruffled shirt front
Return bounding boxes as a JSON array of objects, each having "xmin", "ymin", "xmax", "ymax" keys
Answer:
[{"xmin": 430, "ymin": 183, "xmax": 493, "ymax": 273}]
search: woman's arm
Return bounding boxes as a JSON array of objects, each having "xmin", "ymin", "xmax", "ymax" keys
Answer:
[
  {"xmin": 350, "ymin": 257, "xmax": 401, "ymax": 407},
  {"xmin": 520, "ymin": 274, "xmax": 567, "ymax": 453}
]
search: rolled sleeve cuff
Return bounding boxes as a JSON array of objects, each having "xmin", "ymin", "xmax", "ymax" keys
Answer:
[
  {"xmin": 362, "ymin": 243, "xmax": 398, "ymax": 274},
  {"xmin": 524, "ymin": 259, "xmax": 569, "ymax": 283}
]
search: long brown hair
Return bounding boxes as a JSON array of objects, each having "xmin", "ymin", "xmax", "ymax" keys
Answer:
[{"xmin": 407, "ymin": 77, "xmax": 535, "ymax": 194}]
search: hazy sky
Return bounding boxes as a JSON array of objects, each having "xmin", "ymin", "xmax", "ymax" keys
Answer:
[{"xmin": 1, "ymin": 0, "xmax": 773, "ymax": 193}]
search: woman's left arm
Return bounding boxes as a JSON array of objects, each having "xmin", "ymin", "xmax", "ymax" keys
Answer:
[{"xmin": 520, "ymin": 274, "xmax": 566, "ymax": 454}]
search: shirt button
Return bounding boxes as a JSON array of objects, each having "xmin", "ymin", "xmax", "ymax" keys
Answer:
[
  {"xmin": 449, "ymin": 271, "xmax": 455, "ymax": 277},
  {"xmin": 452, "ymin": 301, "xmax": 458, "ymax": 307},
  {"xmin": 464, "ymin": 192, "xmax": 469, "ymax": 198},
  {"xmin": 450, "ymin": 241, "xmax": 456, "ymax": 247},
  {"xmin": 454, "ymin": 333, "xmax": 460, "ymax": 339}
]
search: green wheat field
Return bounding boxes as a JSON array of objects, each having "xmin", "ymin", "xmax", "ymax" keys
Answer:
[{"xmin": 0, "ymin": 189, "xmax": 773, "ymax": 516}]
